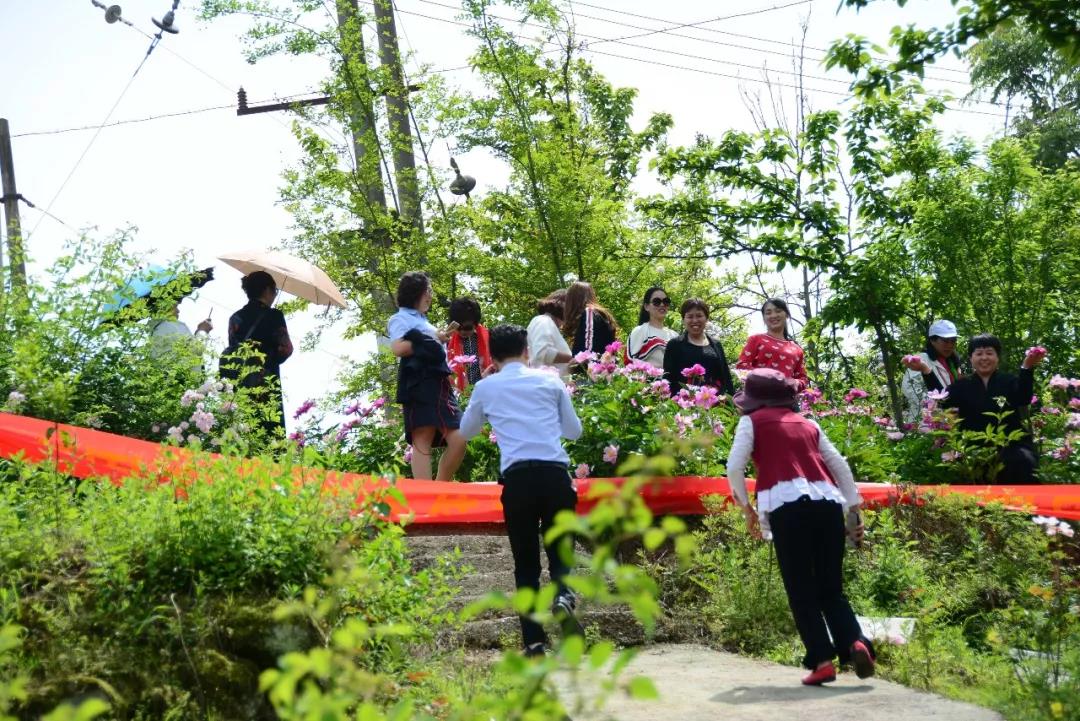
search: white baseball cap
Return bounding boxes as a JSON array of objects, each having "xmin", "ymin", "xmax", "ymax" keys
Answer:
[{"xmin": 928, "ymin": 320, "xmax": 958, "ymax": 338}]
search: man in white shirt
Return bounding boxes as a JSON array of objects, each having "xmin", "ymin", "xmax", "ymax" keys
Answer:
[{"xmin": 459, "ymin": 324, "xmax": 584, "ymax": 657}]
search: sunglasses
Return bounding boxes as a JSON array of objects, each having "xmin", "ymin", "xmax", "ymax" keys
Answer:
[{"xmin": 650, "ymin": 297, "xmax": 672, "ymax": 307}]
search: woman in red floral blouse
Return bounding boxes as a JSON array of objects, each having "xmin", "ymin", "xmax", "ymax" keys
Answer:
[{"xmin": 736, "ymin": 298, "xmax": 809, "ymax": 391}]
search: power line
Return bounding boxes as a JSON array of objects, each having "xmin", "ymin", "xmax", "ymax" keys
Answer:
[
  {"xmin": 392, "ymin": 4, "xmax": 1008, "ymax": 117},
  {"xmin": 25, "ymin": 56, "xmax": 150, "ymax": 241},
  {"xmin": 567, "ymin": 0, "xmax": 972, "ymax": 76},
  {"xmin": 13, "ymin": 104, "xmax": 233, "ymax": 138},
  {"xmin": 408, "ymin": 0, "xmax": 975, "ymax": 90},
  {"xmin": 12, "ymin": 93, "xmax": 325, "ymax": 139},
  {"xmin": 584, "ymin": 0, "xmax": 818, "ymax": 46},
  {"xmin": 400, "ymin": 0, "xmax": 993, "ymax": 104}
]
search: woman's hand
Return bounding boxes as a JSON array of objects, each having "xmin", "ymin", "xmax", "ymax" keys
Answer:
[
  {"xmin": 846, "ymin": 505, "xmax": 865, "ymax": 546},
  {"xmin": 901, "ymin": 354, "xmax": 932, "ymax": 374},
  {"xmin": 1023, "ymin": 346, "xmax": 1048, "ymax": 369},
  {"xmin": 742, "ymin": 504, "xmax": 762, "ymax": 540}
]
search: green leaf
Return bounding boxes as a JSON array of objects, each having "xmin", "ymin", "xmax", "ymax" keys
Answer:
[{"xmin": 627, "ymin": 676, "xmax": 659, "ymax": 699}]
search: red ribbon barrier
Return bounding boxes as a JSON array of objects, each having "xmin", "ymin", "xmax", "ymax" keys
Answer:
[{"xmin": 2, "ymin": 412, "xmax": 1078, "ymax": 523}]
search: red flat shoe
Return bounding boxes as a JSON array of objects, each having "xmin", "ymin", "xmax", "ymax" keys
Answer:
[
  {"xmin": 802, "ymin": 661, "xmax": 836, "ymax": 686},
  {"xmin": 851, "ymin": 640, "xmax": 876, "ymax": 679}
]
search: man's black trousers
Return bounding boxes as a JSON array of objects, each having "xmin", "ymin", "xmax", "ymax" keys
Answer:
[{"xmin": 500, "ymin": 462, "xmax": 577, "ymax": 648}]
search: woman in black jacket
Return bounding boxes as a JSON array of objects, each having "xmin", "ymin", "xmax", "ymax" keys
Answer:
[
  {"xmin": 562, "ymin": 281, "xmax": 617, "ymax": 357},
  {"xmin": 225, "ymin": 271, "xmax": 293, "ymax": 439},
  {"xmin": 902, "ymin": 333, "xmax": 1046, "ymax": 482},
  {"xmin": 664, "ymin": 298, "xmax": 734, "ymax": 395}
]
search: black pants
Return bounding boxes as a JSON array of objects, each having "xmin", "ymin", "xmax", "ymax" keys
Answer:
[
  {"xmin": 998, "ymin": 443, "xmax": 1037, "ymax": 483},
  {"xmin": 500, "ymin": 463, "xmax": 578, "ymax": 647},
  {"xmin": 770, "ymin": 498, "xmax": 864, "ymax": 669}
]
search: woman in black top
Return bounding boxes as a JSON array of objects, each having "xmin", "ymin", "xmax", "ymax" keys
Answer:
[
  {"xmin": 226, "ymin": 271, "xmax": 294, "ymax": 438},
  {"xmin": 562, "ymin": 281, "xmax": 617, "ymax": 357},
  {"xmin": 902, "ymin": 333, "xmax": 1046, "ymax": 482},
  {"xmin": 664, "ymin": 298, "xmax": 734, "ymax": 395}
]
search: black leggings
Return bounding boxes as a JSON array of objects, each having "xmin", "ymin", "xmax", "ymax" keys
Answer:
[{"xmin": 770, "ymin": 497, "xmax": 865, "ymax": 669}]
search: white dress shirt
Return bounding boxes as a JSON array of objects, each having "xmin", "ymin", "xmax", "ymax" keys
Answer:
[
  {"xmin": 726, "ymin": 414, "xmax": 862, "ymax": 539},
  {"xmin": 526, "ymin": 314, "xmax": 571, "ymax": 376},
  {"xmin": 459, "ymin": 362, "xmax": 583, "ymax": 472}
]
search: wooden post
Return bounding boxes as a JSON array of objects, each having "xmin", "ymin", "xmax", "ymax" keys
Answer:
[
  {"xmin": 373, "ymin": 0, "xmax": 423, "ymax": 233},
  {"xmin": 0, "ymin": 118, "xmax": 26, "ymax": 291}
]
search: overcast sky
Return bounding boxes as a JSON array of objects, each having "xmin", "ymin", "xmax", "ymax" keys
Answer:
[{"xmin": 2, "ymin": 0, "xmax": 1006, "ymax": 427}]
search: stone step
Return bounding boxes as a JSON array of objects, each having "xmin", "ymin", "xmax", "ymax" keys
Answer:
[{"xmin": 452, "ymin": 606, "xmax": 647, "ymax": 649}]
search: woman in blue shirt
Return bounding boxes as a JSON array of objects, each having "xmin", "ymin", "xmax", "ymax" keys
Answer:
[{"xmin": 388, "ymin": 271, "xmax": 466, "ymax": 480}]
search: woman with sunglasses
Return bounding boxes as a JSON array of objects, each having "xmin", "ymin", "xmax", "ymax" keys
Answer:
[
  {"xmin": 736, "ymin": 298, "xmax": 809, "ymax": 391},
  {"xmin": 628, "ymin": 286, "xmax": 678, "ymax": 369}
]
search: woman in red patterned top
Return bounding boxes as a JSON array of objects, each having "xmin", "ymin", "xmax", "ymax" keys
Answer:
[{"xmin": 736, "ymin": 298, "xmax": 808, "ymax": 391}]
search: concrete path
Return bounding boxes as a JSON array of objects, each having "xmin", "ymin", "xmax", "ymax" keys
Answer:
[{"xmin": 555, "ymin": 644, "xmax": 1003, "ymax": 721}]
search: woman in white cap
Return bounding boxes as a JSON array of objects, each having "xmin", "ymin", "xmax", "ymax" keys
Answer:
[{"xmin": 900, "ymin": 320, "xmax": 962, "ymax": 425}]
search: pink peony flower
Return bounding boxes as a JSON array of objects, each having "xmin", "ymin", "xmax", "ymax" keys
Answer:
[
  {"xmin": 927, "ymin": 389, "xmax": 949, "ymax": 402},
  {"xmin": 649, "ymin": 379, "xmax": 672, "ymax": 398},
  {"xmin": 1042, "ymin": 406, "xmax": 1062, "ymax": 415},
  {"xmin": 574, "ymin": 463, "xmax": 591, "ymax": 479},
  {"xmin": 1025, "ymin": 345, "xmax": 1047, "ymax": 359},
  {"xmin": 681, "ymin": 364, "xmax": 707, "ymax": 379},
  {"xmin": 694, "ymin": 385, "xmax": 720, "ymax": 409},
  {"xmin": 573, "ymin": 351, "xmax": 598, "ymax": 365},
  {"xmin": 293, "ymin": 399, "xmax": 316, "ymax": 419},
  {"xmin": 843, "ymin": 388, "xmax": 869, "ymax": 403},
  {"xmin": 887, "ymin": 431, "xmax": 905, "ymax": 441},
  {"xmin": 1068, "ymin": 413, "xmax": 1080, "ymax": 430},
  {"xmin": 800, "ymin": 387, "xmax": 824, "ymax": 404},
  {"xmin": 1050, "ymin": 374, "xmax": 1070, "ymax": 391},
  {"xmin": 602, "ymin": 444, "xmax": 619, "ymax": 464},
  {"xmin": 941, "ymin": 450, "xmax": 962, "ymax": 463},
  {"xmin": 1069, "ymin": 398, "xmax": 1080, "ymax": 410},
  {"xmin": 180, "ymin": 389, "xmax": 204, "ymax": 407},
  {"xmin": 190, "ymin": 410, "xmax": 216, "ymax": 434},
  {"xmin": 604, "ymin": 341, "xmax": 623, "ymax": 355},
  {"xmin": 450, "ymin": 354, "xmax": 477, "ymax": 368},
  {"xmin": 902, "ymin": 354, "xmax": 922, "ymax": 365},
  {"xmin": 674, "ymin": 389, "xmax": 696, "ymax": 410},
  {"xmin": 712, "ymin": 421, "xmax": 725, "ymax": 436}
]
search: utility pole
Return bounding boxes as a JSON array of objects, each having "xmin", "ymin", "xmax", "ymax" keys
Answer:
[
  {"xmin": 372, "ymin": 0, "xmax": 423, "ymax": 233},
  {"xmin": 0, "ymin": 119, "xmax": 26, "ymax": 292},
  {"xmin": 337, "ymin": 0, "xmax": 390, "ymax": 215}
]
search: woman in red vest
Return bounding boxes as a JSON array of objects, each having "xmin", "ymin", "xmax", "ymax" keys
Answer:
[
  {"xmin": 446, "ymin": 297, "xmax": 493, "ymax": 392},
  {"xmin": 726, "ymin": 368, "xmax": 875, "ymax": 686}
]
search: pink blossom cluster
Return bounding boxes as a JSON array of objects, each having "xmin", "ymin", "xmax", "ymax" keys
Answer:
[
  {"xmin": 1048, "ymin": 374, "xmax": 1080, "ymax": 391},
  {"xmin": 1032, "ymin": 515, "xmax": 1075, "ymax": 538},
  {"xmin": 843, "ymin": 388, "xmax": 869, "ymax": 403},
  {"xmin": 902, "ymin": 354, "xmax": 922, "ymax": 365},
  {"xmin": 575, "ymin": 462, "xmax": 590, "ymax": 479},
  {"xmin": 1025, "ymin": 345, "xmax": 1048, "ymax": 359},
  {"xmin": 292, "ymin": 398, "xmax": 316, "ymax": 420},
  {"xmin": 602, "ymin": 444, "xmax": 619, "ymax": 464},
  {"xmin": 681, "ymin": 364, "xmax": 706, "ymax": 380},
  {"xmin": 605, "ymin": 341, "xmax": 623, "ymax": 356},
  {"xmin": 941, "ymin": 450, "xmax": 962, "ymax": 463}
]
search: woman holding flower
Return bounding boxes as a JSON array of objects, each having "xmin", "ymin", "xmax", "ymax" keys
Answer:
[
  {"xmin": 736, "ymin": 298, "xmax": 808, "ymax": 391},
  {"xmin": 900, "ymin": 320, "xmax": 963, "ymax": 424},
  {"xmin": 663, "ymin": 298, "xmax": 734, "ymax": 395},
  {"xmin": 901, "ymin": 334, "xmax": 1046, "ymax": 483}
]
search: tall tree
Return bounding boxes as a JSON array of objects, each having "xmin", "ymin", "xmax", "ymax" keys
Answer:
[{"xmin": 967, "ymin": 24, "xmax": 1080, "ymax": 168}]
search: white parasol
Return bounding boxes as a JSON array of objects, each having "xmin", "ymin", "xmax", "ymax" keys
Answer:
[{"xmin": 217, "ymin": 249, "xmax": 348, "ymax": 309}]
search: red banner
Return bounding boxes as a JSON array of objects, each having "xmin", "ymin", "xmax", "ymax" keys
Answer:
[{"xmin": 2, "ymin": 412, "xmax": 1078, "ymax": 523}]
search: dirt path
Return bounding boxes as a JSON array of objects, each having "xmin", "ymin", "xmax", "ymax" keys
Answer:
[{"xmin": 554, "ymin": 643, "xmax": 1003, "ymax": 721}]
